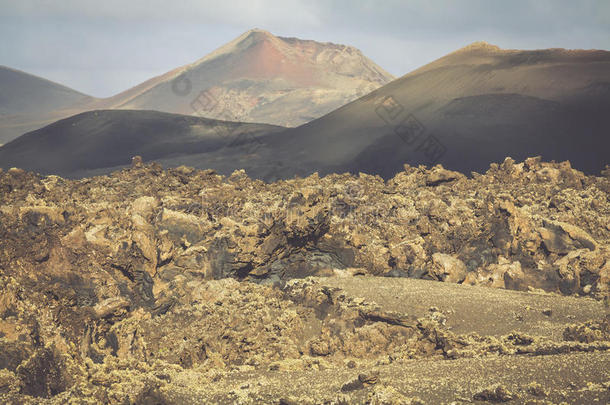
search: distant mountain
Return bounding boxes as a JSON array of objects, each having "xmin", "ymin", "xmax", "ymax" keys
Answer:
[
  {"xmin": 99, "ymin": 29, "xmax": 394, "ymax": 127},
  {"xmin": 0, "ymin": 29, "xmax": 393, "ymax": 144},
  {"xmin": 2, "ymin": 43, "xmax": 609, "ymax": 179},
  {"xmin": 0, "ymin": 66, "xmax": 93, "ymax": 115},
  {"xmin": 0, "ymin": 66, "xmax": 94, "ymax": 144},
  {"xmin": 0, "ymin": 110, "xmax": 284, "ymax": 178}
]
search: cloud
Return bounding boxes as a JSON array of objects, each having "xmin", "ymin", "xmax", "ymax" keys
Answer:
[
  {"xmin": 0, "ymin": 0, "xmax": 322, "ymax": 27},
  {"xmin": 2, "ymin": 0, "xmax": 608, "ymax": 42},
  {"xmin": 1, "ymin": 0, "xmax": 608, "ymax": 97}
]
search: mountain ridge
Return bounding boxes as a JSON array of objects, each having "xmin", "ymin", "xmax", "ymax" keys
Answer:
[
  {"xmin": 2, "ymin": 41, "xmax": 608, "ymax": 179},
  {"xmin": 0, "ymin": 65, "xmax": 93, "ymax": 115},
  {"xmin": 0, "ymin": 29, "xmax": 394, "ymax": 143}
]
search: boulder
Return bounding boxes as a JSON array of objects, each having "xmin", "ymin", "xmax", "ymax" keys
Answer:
[
  {"xmin": 430, "ymin": 253, "xmax": 467, "ymax": 283},
  {"xmin": 465, "ymin": 257, "xmax": 522, "ymax": 289},
  {"xmin": 159, "ymin": 208, "xmax": 209, "ymax": 245},
  {"xmin": 539, "ymin": 219, "xmax": 597, "ymax": 254},
  {"xmin": 131, "ymin": 196, "xmax": 158, "ymax": 219},
  {"xmin": 425, "ymin": 166, "xmax": 464, "ymax": 186},
  {"xmin": 18, "ymin": 206, "xmax": 65, "ymax": 225}
]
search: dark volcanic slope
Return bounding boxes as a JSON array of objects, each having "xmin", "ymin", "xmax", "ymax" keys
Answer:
[
  {"xmin": 0, "ymin": 110, "xmax": 284, "ymax": 177},
  {"xmin": 260, "ymin": 43, "xmax": 610, "ymax": 178},
  {"xmin": 0, "ymin": 66, "xmax": 91, "ymax": 116},
  {"xmin": 0, "ymin": 66, "xmax": 94, "ymax": 145}
]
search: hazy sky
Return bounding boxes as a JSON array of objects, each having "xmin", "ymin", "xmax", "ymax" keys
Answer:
[{"xmin": 1, "ymin": 0, "xmax": 609, "ymax": 97}]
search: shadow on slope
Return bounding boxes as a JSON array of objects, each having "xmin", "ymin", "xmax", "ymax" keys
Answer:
[{"xmin": 0, "ymin": 110, "xmax": 284, "ymax": 178}]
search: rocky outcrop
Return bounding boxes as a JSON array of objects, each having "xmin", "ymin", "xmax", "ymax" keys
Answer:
[
  {"xmin": 429, "ymin": 253, "xmax": 467, "ymax": 283},
  {"xmin": 0, "ymin": 157, "xmax": 608, "ymax": 402},
  {"xmin": 539, "ymin": 219, "xmax": 598, "ymax": 254},
  {"xmin": 1, "ymin": 157, "xmax": 608, "ymax": 298}
]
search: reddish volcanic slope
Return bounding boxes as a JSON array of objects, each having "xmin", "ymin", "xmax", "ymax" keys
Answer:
[
  {"xmin": 226, "ymin": 34, "xmax": 315, "ymax": 85},
  {"xmin": 99, "ymin": 29, "xmax": 395, "ymax": 126}
]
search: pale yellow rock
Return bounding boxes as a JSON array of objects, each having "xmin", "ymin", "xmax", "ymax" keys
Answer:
[{"xmin": 431, "ymin": 253, "xmax": 467, "ymax": 283}]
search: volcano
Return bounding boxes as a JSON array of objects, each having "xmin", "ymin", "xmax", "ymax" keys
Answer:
[{"xmin": 99, "ymin": 28, "xmax": 394, "ymax": 127}]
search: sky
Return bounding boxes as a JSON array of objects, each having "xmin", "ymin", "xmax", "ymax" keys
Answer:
[{"xmin": 1, "ymin": 0, "xmax": 609, "ymax": 98}]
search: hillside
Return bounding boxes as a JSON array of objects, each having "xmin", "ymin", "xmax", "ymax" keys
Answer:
[
  {"xmin": 257, "ymin": 43, "xmax": 610, "ymax": 178},
  {"xmin": 2, "ymin": 43, "xmax": 608, "ymax": 181},
  {"xmin": 0, "ymin": 29, "xmax": 393, "ymax": 145},
  {"xmin": 0, "ymin": 110, "xmax": 284, "ymax": 177}
]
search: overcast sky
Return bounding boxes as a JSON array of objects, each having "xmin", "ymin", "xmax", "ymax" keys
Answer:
[{"xmin": 1, "ymin": 0, "xmax": 609, "ymax": 97}]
